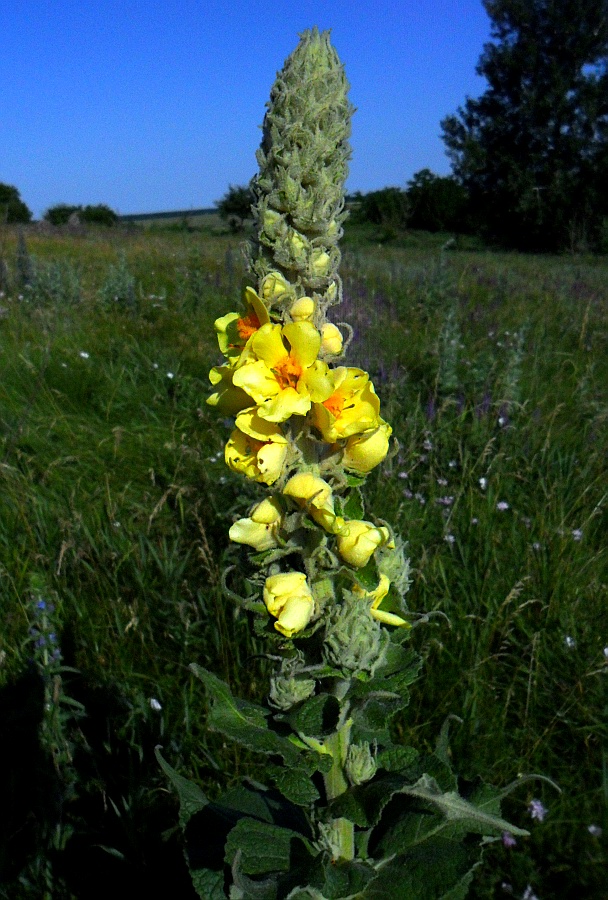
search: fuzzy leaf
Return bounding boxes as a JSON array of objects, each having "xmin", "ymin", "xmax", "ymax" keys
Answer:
[
  {"xmin": 328, "ymin": 774, "xmax": 408, "ymax": 827},
  {"xmin": 363, "ymin": 841, "xmax": 479, "ymax": 899},
  {"xmin": 189, "ymin": 867, "xmax": 226, "ymax": 900},
  {"xmin": 345, "ymin": 474, "xmax": 366, "ymax": 487},
  {"xmin": 224, "ymin": 818, "xmax": 312, "ymax": 876},
  {"xmin": 191, "ymin": 665, "xmax": 302, "ymax": 765},
  {"xmin": 318, "ymin": 858, "xmax": 376, "ymax": 899},
  {"xmin": 343, "ymin": 486, "xmax": 364, "ymax": 520},
  {"xmin": 155, "ymin": 747, "xmax": 209, "ymax": 828},
  {"xmin": 376, "ymin": 745, "xmax": 419, "ymax": 774},
  {"xmin": 287, "ymin": 693, "xmax": 340, "ymax": 738},
  {"xmin": 266, "ymin": 764, "xmax": 320, "ymax": 806}
]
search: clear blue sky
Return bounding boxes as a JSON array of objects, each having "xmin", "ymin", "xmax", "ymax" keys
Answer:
[{"xmin": 2, "ymin": 1, "xmax": 491, "ymax": 218}]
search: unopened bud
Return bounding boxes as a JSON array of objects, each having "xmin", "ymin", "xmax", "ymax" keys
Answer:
[{"xmin": 346, "ymin": 742, "xmax": 377, "ymax": 785}]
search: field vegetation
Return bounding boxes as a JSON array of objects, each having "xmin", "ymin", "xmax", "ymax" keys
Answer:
[{"xmin": 0, "ymin": 221, "xmax": 606, "ymax": 898}]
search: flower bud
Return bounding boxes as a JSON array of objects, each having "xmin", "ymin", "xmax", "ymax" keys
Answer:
[
  {"xmin": 311, "ymin": 247, "xmax": 331, "ymax": 277},
  {"xmin": 346, "ymin": 742, "xmax": 377, "ymax": 785},
  {"xmin": 290, "ymin": 296, "xmax": 315, "ymax": 321},
  {"xmin": 260, "ymin": 271, "xmax": 292, "ymax": 303},
  {"xmin": 228, "ymin": 497, "xmax": 283, "ymax": 551},
  {"xmin": 320, "ymin": 322, "xmax": 343, "ymax": 355},
  {"xmin": 269, "ymin": 673, "xmax": 316, "ymax": 710},
  {"xmin": 336, "ymin": 521, "xmax": 391, "ymax": 568},
  {"xmin": 342, "ymin": 420, "xmax": 392, "ymax": 474},
  {"xmin": 324, "ymin": 592, "xmax": 386, "ymax": 675},
  {"xmin": 263, "ymin": 572, "xmax": 315, "ymax": 637},
  {"xmin": 283, "ymin": 472, "xmax": 339, "ymax": 532}
]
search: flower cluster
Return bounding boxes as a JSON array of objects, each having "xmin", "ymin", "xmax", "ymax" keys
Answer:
[{"xmin": 208, "ymin": 280, "xmax": 404, "ymax": 639}]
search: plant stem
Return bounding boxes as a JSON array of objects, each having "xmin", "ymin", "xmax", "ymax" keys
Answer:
[{"xmin": 323, "ymin": 719, "xmax": 354, "ymax": 861}]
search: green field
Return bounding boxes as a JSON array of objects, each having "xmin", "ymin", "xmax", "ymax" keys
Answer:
[{"xmin": 0, "ymin": 223, "xmax": 606, "ymax": 898}]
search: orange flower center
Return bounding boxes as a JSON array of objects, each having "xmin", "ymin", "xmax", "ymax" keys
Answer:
[
  {"xmin": 236, "ymin": 312, "xmax": 261, "ymax": 341},
  {"xmin": 323, "ymin": 391, "xmax": 345, "ymax": 418},
  {"xmin": 273, "ymin": 355, "xmax": 302, "ymax": 391}
]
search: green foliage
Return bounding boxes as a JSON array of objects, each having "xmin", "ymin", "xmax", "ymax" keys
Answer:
[
  {"xmin": 406, "ymin": 169, "xmax": 470, "ymax": 233},
  {"xmin": 44, "ymin": 204, "xmax": 82, "ymax": 226},
  {"xmin": 0, "ymin": 182, "xmax": 32, "ymax": 224},
  {"xmin": 442, "ymin": 0, "xmax": 608, "ymax": 251},
  {"xmin": 98, "ymin": 251, "xmax": 138, "ymax": 310},
  {"xmin": 351, "ymin": 187, "xmax": 410, "ymax": 233},
  {"xmin": 0, "ymin": 226, "xmax": 606, "ymax": 895},
  {"xmin": 215, "ymin": 183, "xmax": 254, "ymax": 232},
  {"xmin": 44, "ymin": 203, "xmax": 118, "ymax": 227}
]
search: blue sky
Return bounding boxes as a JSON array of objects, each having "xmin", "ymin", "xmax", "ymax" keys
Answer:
[{"xmin": 2, "ymin": 1, "xmax": 491, "ymax": 218}]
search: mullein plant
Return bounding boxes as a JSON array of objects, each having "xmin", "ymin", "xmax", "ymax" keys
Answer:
[{"xmin": 160, "ymin": 28, "xmax": 537, "ymax": 899}]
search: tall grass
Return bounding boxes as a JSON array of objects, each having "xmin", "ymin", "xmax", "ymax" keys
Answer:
[{"xmin": 0, "ymin": 224, "xmax": 606, "ymax": 897}]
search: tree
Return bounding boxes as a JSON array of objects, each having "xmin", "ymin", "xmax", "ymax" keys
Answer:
[
  {"xmin": 441, "ymin": 0, "xmax": 608, "ymax": 251},
  {"xmin": 0, "ymin": 183, "xmax": 32, "ymax": 224},
  {"xmin": 215, "ymin": 183, "xmax": 254, "ymax": 231},
  {"xmin": 44, "ymin": 204, "xmax": 81, "ymax": 225},
  {"xmin": 406, "ymin": 169, "xmax": 470, "ymax": 232},
  {"xmin": 81, "ymin": 204, "xmax": 118, "ymax": 226},
  {"xmin": 350, "ymin": 187, "xmax": 409, "ymax": 230}
]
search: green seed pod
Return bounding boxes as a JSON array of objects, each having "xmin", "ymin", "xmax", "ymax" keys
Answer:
[
  {"xmin": 249, "ymin": 27, "xmax": 354, "ymax": 317},
  {"xmin": 345, "ymin": 741, "xmax": 377, "ymax": 786}
]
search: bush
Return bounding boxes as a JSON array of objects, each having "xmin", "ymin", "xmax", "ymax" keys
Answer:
[
  {"xmin": 215, "ymin": 183, "xmax": 254, "ymax": 232},
  {"xmin": 350, "ymin": 187, "xmax": 409, "ymax": 230},
  {"xmin": 44, "ymin": 203, "xmax": 118, "ymax": 227},
  {"xmin": 44, "ymin": 204, "xmax": 82, "ymax": 226}
]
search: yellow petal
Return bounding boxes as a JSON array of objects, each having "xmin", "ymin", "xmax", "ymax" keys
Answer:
[{"xmin": 282, "ymin": 321, "xmax": 321, "ymax": 369}]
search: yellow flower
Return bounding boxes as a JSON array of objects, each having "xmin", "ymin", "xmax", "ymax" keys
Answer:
[
  {"xmin": 290, "ymin": 297, "xmax": 315, "ymax": 321},
  {"xmin": 283, "ymin": 472, "xmax": 345, "ymax": 533},
  {"xmin": 336, "ymin": 520, "xmax": 391, "ymax": 568},
  {"xmin": 342, "ymin": 419, "xmax": 392, "ymax": 474},
  {"xmin": 225, "ymin": 411, "xmax": 288, "ymax": 484},
  {"xmin": 353, "ymin": 575, "xmax": 410, "ymax": 627},
  {"xmin": 263, "ymin": 572, "xmax": 315, "ymax": 637},
  {"xmin": 320, "ymin": 322, "xmax": 343, "ymax": 355},
  {"xmin": 232, "ymin": 321, "xmax": 333, "ymax": 422},
  {"xmin": 207, "ymin": 363, "xmax": 254, "ymax": 416},
  {"xmin": 213, "ymin": 287, "xmax": 270, "ymax": 361},
  {"xmin": 229, "ymin": 497, "xmax": 283, "ymax": 550},
  {"xmin": 312, "ymin": 368, "xmax": 380, "ymax": 443}
]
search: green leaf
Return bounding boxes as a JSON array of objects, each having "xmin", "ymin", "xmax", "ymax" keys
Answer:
[
  {"xmin": 191, "ymin": 665, "xmax": 302, "ymax": 765},
  {"xmin": 329, "ymin": 774, "xmax": 408, "ymax": 827},
  {"xmin": 346, "ymin": 474, "xmax": 366, "ymax": 487},
  {"xmin": 189, "ymin": 867, "xmax": 227, "ymax": 900},
  {"xmin": 343, "ymin": 486, "xmax": 364, "ymax": 520},
  {"xmin": 287, "ymin": 693, "xmax": 340, "ymax": 738},
  {"xmin": 155, "ymin": 747, "xmax": 209, "ymax": 829},
  {"xmin": 363, "ymin": 841, "xmax": 479, "ymax": 899},
  {"xmin": 224, "ymin": 818, "xmax": 311, "ymax": 876},
  {"xmin": 376, "ymin": 745, "xmax": 419, "ymax": 774},
  {"xmin": 266, "ymin": 764, "xmax": 320, "ymax": 806},
  {"xmin": 319, "ymin": 857, "xmax": 376, "ymax": 899}
]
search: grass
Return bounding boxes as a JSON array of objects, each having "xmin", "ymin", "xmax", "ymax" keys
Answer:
[{"xmin": 0, "ymin": 222, "xmax": 606, "ymax": 898}]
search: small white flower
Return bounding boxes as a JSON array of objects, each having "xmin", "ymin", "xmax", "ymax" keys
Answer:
[
  {"xmin": 496, "ymin": 501, "xmax": 509, "ymax": 511},
  {"xmin": 479, "ymin": 477, "xmax": 487, "ymax": 490},
  {"xmin": 422, "ymin": 438, "xmax": 433, "ymax": 451},
  {"xmin": 166, "ymin": 372, "xmax": 174, "ymax": 379},
  {"xmin": 448, "ymin": 460, "xmax": 457, "ymax": 468},
  {"xmin": 564, "ymin": 635, "xmax": 576, "ymax": 649},
  {"xmin": 437, "ymin": 477, "xmax": 448, "ymax": 486},
  {"xmin": 398, "ymin": 471, "xmax": 409, "ymax": 479},
  {"xmin": 588, "ymin": 824, "xmax": 602, "ymax": 837},
  {"xmin": 532, "ymin": 542, "xmax": 541, "ymax": 551},
  {"xmin": 415, "ymin": 492, "xmax": 426, "ymax": 506},
  {"xmin": 79, "ymin": 351, "xmax": 89, "ymax": 359},
  {"xmin": 152, "ymin": 363, "xmax": 159, "ymax": 369},
  {"xmin": 112, "ymin": 521, "xmax": 121, "ymax": 528},
  {"xmin": 603, "ymin": 647, "xmax": 608, "ymax": 660},
  {"xmin": 444, "ymin": 533, "xmax": 455, "ymax": 544},
  {"xmin": 149, "ymin": 698, "xmax": 162, "ymax": 712},
  {"xmin": 471, "ymin": 517, "xmax": 479, "ymax": 525},
  {"xmin": 498, "ymin": 416, "xmax": 507, "ymax": 426},
  {"xmin": 571, "ymin": 528, "xmax": 583, "ymax": 541}
]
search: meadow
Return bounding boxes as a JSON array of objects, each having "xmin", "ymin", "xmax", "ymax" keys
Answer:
[{"xmin": 0, "ymin": 221, "xmax": 606, "ymax": 898}]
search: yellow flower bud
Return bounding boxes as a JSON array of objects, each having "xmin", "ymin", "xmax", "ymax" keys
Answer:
[
  {"xmin": 289, "ymin": 230, "xmax": 307, "ymax": 262},
  {"xmin": 229, "ymin": 497, "xmax": 283, "ymax": 551},
  {"xmin": 336, "ymin": 520, "xmax": 391, "ymax": 568},
  {"xmin": 353, "ymin": 574, "xmax": 410, "ymax": 627},
  {"xmin": 263, "ymin": 572, "xmax": 315, "ymax": 637},
  {"xmin": 290, "ymin": 296, "xmax": 315, "ymax": 321},
  {"xmin": 260, "ymin": 271, "xmax": 292, "ymax": 302},
  {"xmin": 311, "ymin": 248, "xmax": 331, "ymax": 277},
  {"xmin": 321, "ymin": 322, "xmax": 343, "ymax": 355},
  {"xmin": 283, "ymin": 473, "xmax": 339, "ymax": 532},
  {"xmin": 342, "ymin": 420, "xmax": 392, "ymax": 474}
]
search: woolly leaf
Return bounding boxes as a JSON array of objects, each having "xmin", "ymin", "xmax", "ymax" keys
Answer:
[
  {"xmin": 224, "ymin": 818, "xmax": 313, "ymax": 876},
  {"xmin": 363, "ymin": 841, "xmax": 479, "ymax": 899},
  {"xmin": 287, "ymin": 692, "xmax": 340, "ymax": 738},
  {"xmin": 191, "ymin": 665, "xmax": 302, "ymax": 765},
  {"xmin": 343, "ymin": 486, "xmax": 364, "ymax": 520},
  {"xmin": 266, "ymin": 764, "xmax": 320, "ymax": 806},
  {"xmin": 155, "ymin": 747, "xmax": 209, "ymax": 828}
]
